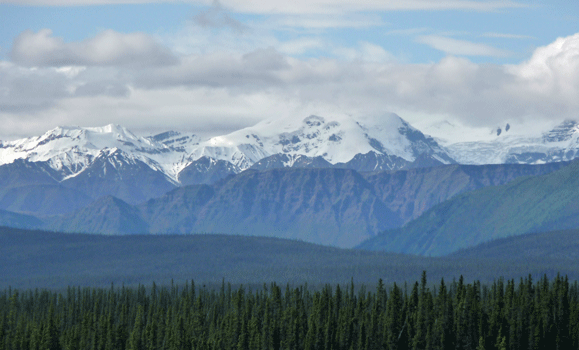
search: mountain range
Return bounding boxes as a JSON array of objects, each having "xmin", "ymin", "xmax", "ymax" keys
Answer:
[
  {"xmin": 3, "ymin": 115, "xmax": 579, "ymax": 189},
  {"xmin": 0, "ymin": 161, "xmax": 567, "ymax": 248},
  {"xmin": 0, "ymin": 113, "xmax": 453, "ymax": 185},
  {"xmin": 0, "ymin": 114, "xmax": 579, "ymax": 252}
]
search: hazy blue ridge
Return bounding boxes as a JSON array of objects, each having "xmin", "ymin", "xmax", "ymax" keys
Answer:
[
  {"xmin": 357, "ymin": 159, "xmax": 579, "ymax": 256},
  {"xmin": 449, "ymin": 228, "xmax": 579, "ymax": 261}
]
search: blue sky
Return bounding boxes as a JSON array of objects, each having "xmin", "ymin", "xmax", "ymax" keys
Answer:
[{"xmin": 1, "ymin": 0, "xmax": 578, "ymax": 140}]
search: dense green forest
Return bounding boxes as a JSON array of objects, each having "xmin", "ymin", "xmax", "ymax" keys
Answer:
[{"xmin": 1, "ymin": 273, "xmax": 578, "ymax": 350}]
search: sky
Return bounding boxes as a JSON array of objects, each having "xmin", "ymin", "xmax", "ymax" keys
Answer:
[{"xmin": 0, "ymin": 0, "xmax": 578, "ymax": 141}]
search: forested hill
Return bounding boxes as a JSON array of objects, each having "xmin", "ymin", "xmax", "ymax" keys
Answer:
[
  {"xmin": 3, "ymin": 227, "xmax": 579, "ymax": 289},
  {"xmin": 449, "ymin": 228, "xmax": 579, "ymax": 261}
]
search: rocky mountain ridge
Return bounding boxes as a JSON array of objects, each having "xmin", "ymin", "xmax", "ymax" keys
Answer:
[
  {"xmin": 0, "ymin": 113, "xmax": 454, "ymax": 186},
  {"xmin": 1, "ymin": 116, "xmax": 578, "ymax": 191}
]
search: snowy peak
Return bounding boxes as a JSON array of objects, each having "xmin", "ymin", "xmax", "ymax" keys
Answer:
[
  {"xmin": 0, "ymin": 123, "xmax": 162, "ymax": 160},
  {"xmin": 0, "ymin": 114, "xmax": 455, "ymax": 183},
  {"xmin": 191, "ymin": 113, "xmax": 453, "ymax": 169},
  {"xmin": 0, "ymin": 125, "xmax": 204, "ymax": 181},
  {"xmin": 543, "ymin": 120, "xmax": 579, "ymax": 143},
  {"xmin": 3, "ymin": 115, "xmax": 579, "ymax": 186}
]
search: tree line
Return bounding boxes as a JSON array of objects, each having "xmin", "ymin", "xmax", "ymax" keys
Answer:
[{"xmin": 1, "ymin": 273, "xmax": 578, "ymax": 350}]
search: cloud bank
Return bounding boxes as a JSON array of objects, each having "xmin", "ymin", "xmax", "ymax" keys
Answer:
[{"xmin": 2, "ymin": 27, "xmax": 579, "ymax": 140}]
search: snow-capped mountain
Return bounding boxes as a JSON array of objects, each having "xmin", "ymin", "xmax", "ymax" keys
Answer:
[
  {"xmin": 0, "ymin": 124, "xmax": 199, "ymax": 182},
  {"xmin": 445, "ymin": 120, "xmax": 579, "ymax": 165},
  {"xmin": 5, "ymin": 114, "xmax": 577, "ymax": 189},
  {"xmin": 0, "ymin": 113, "xmax": 455, "ymax": 184},
  {"xmin": 190, "ymin": 113, "xmax": 454, "ymax": 170}
]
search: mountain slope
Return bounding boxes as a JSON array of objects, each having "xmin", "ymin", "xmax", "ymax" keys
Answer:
[
  {"xmin": 0, "ymin": 209, "xmax": 43, "ymax": 229},
  {"xmin": 0, "ymin": 159, "xmax": 60, "ymax": 188},
  {"xmin": 0, "ymin": 184, "xmax": 93, "ymax": 216},
  {"xmin": 144, "ymin": 168, "xmax": 402, "ymax": 247},
  {"xmin": 449, "ymin": 228, "xmax": 579, "ymax": 261},
  {"xmin": 48, "ymin": 196, "xmax": 149, "ymax": 235},
  {"xmin": 363, "ymin": 161, "xmax": 568, "ymax": 223},
  {"xmin": 358, "ymin": 160, "xmax": 579, "ymax": 256},
  {"xmin": 60, "ymin": 148, "xmax": 177, "ymax": 204},
  {"xmin": 177, "ymin": 156, "xmax": 240, "ymax": 185}
]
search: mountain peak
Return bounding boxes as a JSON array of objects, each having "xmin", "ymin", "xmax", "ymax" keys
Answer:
[
  {"xmin": 86, "ymin": 124, "xmax": 133, "ymax": 136},
  {"xmin": 191, "ymin": 112, "xmax": 451, "ymax": 168},
  {"xmin": 543, "ymin": 120, "xmax": 579, "ymax": 143},
  {"xmin": 0, "ymin": 114, "xmax": 458, "ymax": 182},
  {"xmin": 302, "ymin": 115, "xmax": 326, "ymax": 127}
]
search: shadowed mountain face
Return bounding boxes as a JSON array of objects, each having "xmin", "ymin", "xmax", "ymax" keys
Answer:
[
  {"xmin": 44, "ymin": 162, "xmax": 569, "ymax": 248},
  {"xmin": 363, "ymin": 161, "xmax": 568, "ymax": 223},
  {"xmin": 60, "ymin": 149, "xmax": 177, "ymax": 205},
  {"xmin": 48, "ymin": 196, "xmax": 149, "ymax": 235},
  {"xmin": 0, "ymin": 151, "xmax": 177, "ymax": 216},
  {"xmin": 157, "ymin": 168, "xmax": 401, "ymax": 247},
  {"xmin": 178, "ymin": 156, "xmax": 240, "ymax": 186},
  {"xmin": 52, "ymin": 168, "xmax": 402, "ymax": 248},
  {"xmin": 0, "ymin": 159, "xmax": 94, "ymax": 216},
  {"xmin": 358, "ymin": 160, "xmax": 579, "ymax": 256}
]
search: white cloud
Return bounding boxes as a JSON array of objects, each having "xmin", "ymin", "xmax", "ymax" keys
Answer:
[
  {"xmin": 481, "ymin": 32, "xmax": 537, "ymax": 40},
  {"xmin": 331, "ymin": 42, "xmax": 396, "ymax": 63},
  {"xmin": 509, "ymin": 32, "xmax": 579, "ymax": 106},
  {"xmin": 0, "ymin": 0, "xmax": 528, "ymax": 14},
  {"xmin": 3, "ymin": 29, "xmax": 579, "ymax": 141},
  {"xmin": 278, "ymin": 38, "xmax": 325, "ymax": 55},
  {"xmin": 416, "ymin": 35, "xmax": 511, "ymax": 57},
  {"xmin": 10, "ymin": 29, "xmax": 178, "ymax": 67}
]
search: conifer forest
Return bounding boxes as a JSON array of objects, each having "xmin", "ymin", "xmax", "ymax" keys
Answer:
[{"xmin": 1, "ymin": 273, "xmax": 578, "ymax": 350}]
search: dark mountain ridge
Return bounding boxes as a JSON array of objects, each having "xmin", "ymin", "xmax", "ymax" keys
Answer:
[{"xmin": 44, "ymin": 161, "xmax": 569, "ymax": 248}]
